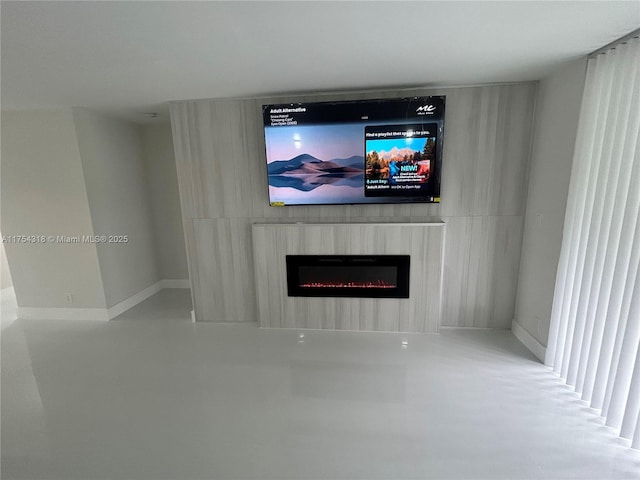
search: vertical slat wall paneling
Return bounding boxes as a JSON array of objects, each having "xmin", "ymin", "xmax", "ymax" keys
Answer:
[
  {"xmin": 181, "ymin": 218, "xmax": 199, "ymax": 317},
  {"xmin": 495, "ymin": 215, "xmax": 526, "ymax": 327},
  {"xmin": 252, "ymin": 223, "xmax": 444, "ymax": 333},
  {"xmin": 169, "ymin": 83, "xmax": 537, "ymax": 327},
  {"xmin": 169, "ymin": 103, "xmax": 197, "ymax": 220}
]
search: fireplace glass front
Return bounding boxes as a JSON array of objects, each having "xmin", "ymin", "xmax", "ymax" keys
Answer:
[{"xmin": 286, "ymin": 255, "xmax": 410, "ymax": 298}]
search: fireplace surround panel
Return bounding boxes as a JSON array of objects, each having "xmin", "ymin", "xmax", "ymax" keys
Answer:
[{"xmin": 252, "ymin": 222, "xmax": 444, "ymax": 333}]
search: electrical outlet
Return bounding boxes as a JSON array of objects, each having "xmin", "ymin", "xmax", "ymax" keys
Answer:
[{"xmin": 65, "ymin": 293, "xmax": 73, "ymax": 304}]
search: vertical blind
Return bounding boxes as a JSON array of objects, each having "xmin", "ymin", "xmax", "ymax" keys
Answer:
[{"xmin": 545, "ymin": 35, "xmax": 640, "ymax": 448}]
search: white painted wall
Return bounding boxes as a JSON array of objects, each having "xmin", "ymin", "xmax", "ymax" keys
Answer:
[
  {"xmin": 1, "ymin": 109, "xmax": 106, "ymax": 308},
  {"xmin": 73, "ymin": 108, "xmax": 159, "ymax": 308},
  {"xmin": 514, "ymin": 58, "xmax": 587, "ymax": 346},
  {"xmin": 140, "ymin": 123, "xmax": 188, "ymax": 281}
]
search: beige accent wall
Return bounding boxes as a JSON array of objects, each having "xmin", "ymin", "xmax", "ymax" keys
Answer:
[
  {"xmin": 514, "ymin": 58, "xmax": 588, "ymax": 346},
  {"xmin": 1, "ymin": 109, "xmax": 106, "ymax": 308},
  {"xmin": 140, "ymin": 123, "xmax": 188, "ymax": 281},
  {"xmin": 73, "ymin": 108, "xmax": 159, "ymax": 308},
  {"xmin": 1, "ymin": 240, "xmax": 13, "ymax": 290}
]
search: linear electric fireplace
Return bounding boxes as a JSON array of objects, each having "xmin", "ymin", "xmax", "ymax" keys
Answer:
[{"xmin": 286, "ymin": 255, "xmax": 410, "ymax": 298}]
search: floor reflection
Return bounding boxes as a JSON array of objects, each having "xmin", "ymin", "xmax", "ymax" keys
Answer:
[{"xmin": 2, "ymin": 289, "xmax": 639, "ymax": 479}]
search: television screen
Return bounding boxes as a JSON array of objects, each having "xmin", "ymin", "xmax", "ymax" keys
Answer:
[{"xmin": 263, "ymin": 96, "xmax": 445, "ymax": 206}]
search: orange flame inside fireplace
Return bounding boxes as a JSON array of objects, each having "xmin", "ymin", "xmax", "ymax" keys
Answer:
[{"xmin": 299, "ymin": 280, "xmax": 396, "ymax": 289}]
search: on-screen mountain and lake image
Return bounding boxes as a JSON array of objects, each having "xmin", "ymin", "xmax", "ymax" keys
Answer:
[{"xmin": 267, "ymin": 153, "xmax": 365, "ymax": 201}]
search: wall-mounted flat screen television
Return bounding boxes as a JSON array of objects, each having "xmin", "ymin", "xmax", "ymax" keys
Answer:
[{"xmin": 263, "ymin": 96, "xmax": 445, "ymax": 206}]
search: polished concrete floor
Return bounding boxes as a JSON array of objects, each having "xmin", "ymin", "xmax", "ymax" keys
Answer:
[{"xmin": 2, "ymin": 288, "xmax": 639, "ymax": 480}]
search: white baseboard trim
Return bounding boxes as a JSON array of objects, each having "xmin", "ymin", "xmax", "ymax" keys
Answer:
[
  {"xmin": 1, "ymin": 286, "xmax": 15, "ymax": 301},
  {"xmin": 15, "ymin": 279, "xmax": 191, "ymax": 321},
  {"xmin": 106, "ymin": 282, "xmax": 163, "ymax": 319},
  {"xmin": 511, "ymin": 319, "xmax": 546, "ymax": 362},
  {"xmin": 17, "ymin": 307, "xmax": 110, "ymax": 321},
  {"xmin": 159, "ymin": 279, "xmax": 190, "ymax": 289},
  {"xmin": 439, "ymin": 326, "xmax": 508, "ymax": 331}
]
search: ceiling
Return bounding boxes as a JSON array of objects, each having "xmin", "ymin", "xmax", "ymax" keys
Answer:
[{"xmin": 2, "ymin": 1, "xmax": 639, "ymax": 123}]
